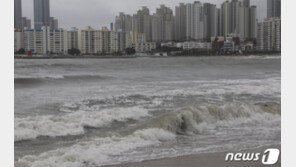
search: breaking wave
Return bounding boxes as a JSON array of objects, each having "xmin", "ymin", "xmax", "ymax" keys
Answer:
[
  {"xmin": 15, "ymin": 102, "xmax": 280, "ymax": 167},
  {"xmin": 14, "ymin": 107, "xmax": 150, "ymax": 141},
  {"xmin": 15, "ymin": 128, "xmax": 176, "ymax": 167},
  {"xmin": 140, "ymin": 102, "xmax": 280, "ymax": 134},
  {"xmin": 14, "ymin": 74, "xmax": 113, "ymax": 86}
]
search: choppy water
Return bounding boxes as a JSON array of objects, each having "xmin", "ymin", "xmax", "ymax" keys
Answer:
[{"xmin": 14, "ymin": 56, "xmax": 281, "ymax": 167}]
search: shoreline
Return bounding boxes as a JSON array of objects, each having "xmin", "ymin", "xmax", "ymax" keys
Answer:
[
  {"xmin": 102, "ymin": 144, "xmax": 281, "ymax": 167},
  {"xmin": 14, "ymin": 53, "xmax": 281, "ymax": 59}
]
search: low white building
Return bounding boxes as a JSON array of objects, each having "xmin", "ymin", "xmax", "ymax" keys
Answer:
[
  {"xmin": 135, "ymin": 42, "xmax": 156, "ymax": 52},
  {"xmin": 181, "ymin": 42, "xmax": 212, "ymax": 50},
  {"xmin": 211, "ymin": 36, "xmax": 224, "ymax": 42},
  {"xmin": 127, "ymin": 30, "xmax": 156, "ymax": 52}
]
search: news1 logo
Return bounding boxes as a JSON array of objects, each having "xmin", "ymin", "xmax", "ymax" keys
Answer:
[
  {"xmin": 262, "ymin": 149, "xmax": 280, "ymax": 165},
  {"xmin": 225, "ymin": 148, "xmax": 280, "ymax": 165}
]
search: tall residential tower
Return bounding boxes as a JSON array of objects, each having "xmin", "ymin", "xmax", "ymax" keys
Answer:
[
  {"xmin": 174, "ymin": 3, "xmax": 187, "ymax": 41},
  {"xmin": 152, "ymin": 5, "xmax": 173, "ymax": 42},
  {"xmin": 186, "ymin": 2, "xmax": 204, "ymax": 41},
  {"xmin": 133, "ymin": 7, "xmax": 152, "ymax": 42},
  {"xmin": 203, "ymin": 3, "xmax": 217, "ymax": 41},
  {"xmin": 34, "ymin": 0, "xmax": 50, "ymax": 29},
  {"xmin": 14, "ymin": 0, "xmax": 22, "ymax": 30},
  {"xmin": 267, "ymin": 0, "xmax": 281, "ymax": 18}
]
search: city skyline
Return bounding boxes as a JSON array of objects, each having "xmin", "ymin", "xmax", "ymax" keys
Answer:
[
  {"xmin": 15, "ymin": 0, "xmax": 280, "ymax": 55},
  {"xmin": 20, "ymin": 0, "xmax": 267, "ymax": 30}
]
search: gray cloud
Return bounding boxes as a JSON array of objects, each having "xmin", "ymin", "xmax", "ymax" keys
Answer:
[{"xmin": 22, "ymin": 0, "xmax": 267, "ymax": 30}]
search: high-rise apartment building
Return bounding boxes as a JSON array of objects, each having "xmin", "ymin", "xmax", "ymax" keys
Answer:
[
  {"xmin": 23, "ymin": 26, "xmax": 69, "ymax": 54},
  {"xmin": 249, "ymin": 6, "xmax": 257, "ymax": 40},
  {"xmin": 242, "ymin": 0, "xmax": 250, "ymax": 7},
  {"xmin": 229, "ymin": 0, "xmax": 240, "ymax": 34},
  {"xmin": 219, "ymin": 0, "xmax": 256, "ymax": 40},
  {"xmin": 115, "ymin": 13, "xmax": 133, "ymax": 32},
  {"xmin": 132, "ymin": 7, "xmax": 152, "ymax": 42},
  {"xmin": 267, "ymin": 0, "xmax": 281, "ymax": 18},
  {"xmin": 237, "ymin": 4, "xmax": 249, "ymax": 39},
  {"xmin": 203, "ymin": 3, "xmax": 217, "ymax": 41},
  {"xmin": 237, "ymin": 5, "xmax": 257, "ymax": 40},
  {"xmin": 257, "ymin": 18, "xmax": 281, "ymax": 51},
  {"xmin": 152, "ymin": 5, "xmax": 173, "ymax": 42},
  {"xmin": 217, "ymin": 8, "xmax": 222, "ymax": 36},
  {"xmin": 174, "ymin": 3, "xmax": 187, "ymax": 41},
  {"xmin": 14, "ymin": 0, "xmax": 23, "ymax": 30},
  {"xmin": 34, "ymin": 0, "xmax": 50, "ymax": 29},
  {"xmin": 186, "ymin": 2, "xmax": 204, "ymax": 41},
  {"xmin": 116, "ymin": 31, "xmax": 132, "ymax": 52},
  {"xmin": 49, "ymin": 17, "xmax": 59, "ymax": 30},
  {"xmin": 22, "ymin": 17, "xmax": 31, "ymax": 29},
  {"xmin": 67, "ymin": 27, "xmax": 78, "ymax": 50},
  {"xmin": 221, "ymin": 1, "xmax": 232, "ymax": 37},
  {"xmin": 78, "ymin": 26, "xmax": 118, "ymax": 54}
]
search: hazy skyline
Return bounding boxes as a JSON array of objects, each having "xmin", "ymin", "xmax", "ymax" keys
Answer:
[{"xmin": 21, "ymin": 0, "xmax": 267, "ymax": 30}]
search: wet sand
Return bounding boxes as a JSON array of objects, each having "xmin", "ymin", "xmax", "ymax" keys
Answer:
[{"xmin": 103, "ymin": 145, "xmax": 281, "ymax": 167}]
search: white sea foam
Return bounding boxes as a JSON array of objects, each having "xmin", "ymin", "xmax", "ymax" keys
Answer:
[
  {"xmin": 140, "ymin": 102, "xmax": 281, "ymax": 135},
  {"xmin": 109, "ymin": 77, "xmax": 281, "ymax": 100},
  {"xmin": 15, "ymin": 128, "xmax": 176, "ymax": 167},
  {"xmin": 15, "ymin": 102, "xmax": 281, "ymax": 167},
  {"xmin": 15, "ymin": 106, "xmax": 150, "ymax": 141}
]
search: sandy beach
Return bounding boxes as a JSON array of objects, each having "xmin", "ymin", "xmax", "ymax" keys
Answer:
[{"xmin": 103, "ymin": 145, "xmax": 281, "ymax": 167}]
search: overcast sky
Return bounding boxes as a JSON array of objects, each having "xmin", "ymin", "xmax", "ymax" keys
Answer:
[{"xmin": 21, "ymin": 0, "xmax": 267, "ymax": 30}]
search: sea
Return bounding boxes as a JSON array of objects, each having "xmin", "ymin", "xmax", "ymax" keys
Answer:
[{"xmin": 14, "ymin": 55, "xmax": 281, "ymax": 167}]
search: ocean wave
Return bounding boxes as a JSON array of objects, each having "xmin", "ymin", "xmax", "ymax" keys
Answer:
[
  {"xmin": 14, "ymin": 107, "xmax": 150, "ymax": 141},
  {"xmin": 63, "ymin": 77, "xmax": 280, "ymax": 110},
  {"xmin": 15, "ymin": 102, "xmax": 280, "ymax": 167},
  {"xmin": 14, "ymin": 74, "xmax": 114, "ymax": 86},
  {"xmin": 137, "ymin": 102, "xmax": 281, "ymax": 134},
  {"xmin": 15, "ymin": 128, "xmax": 176, "ymax": 167}
]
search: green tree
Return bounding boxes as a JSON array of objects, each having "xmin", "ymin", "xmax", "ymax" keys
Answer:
[
  {"xmin": 15, "ymin": 48, "xmax": 26, "ymax": 54},
  {"xmin": 68, "ymin": 48, "xmax": 81, "ymax": 55},
  {"xmin": 125, "ymin": 47, "xmax": 136, "ymax": 55}
]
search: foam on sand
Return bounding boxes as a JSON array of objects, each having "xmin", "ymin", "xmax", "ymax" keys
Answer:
[{"xmin": 15, "ymin": 128, "xmax": 176, "ymax": 167}]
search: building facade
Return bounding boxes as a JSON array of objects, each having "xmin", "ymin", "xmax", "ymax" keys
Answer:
[
  {"xmin": 132, "ymin": 7, "xmax": 152, "ymax": 42},
  {"xmin": 115, "ymin": 13, "xmax": 133, "ymax": 32},
  {"xmin": 21, "ymin": 17, "xmax": 31, "ymax": 29},
  {"xmin": 186, "ymin": 2, "xmax": 204, "ymax": 41},
  {"xmin": 257, "ymin": 18, "xmax": 281, "ymax": 52},
  {"xmin": 66, "ymin": 28, "xmax": 78, "ymax": 50},
  {"xmin": 14, "ymin": 0, "xmax": 23, "ymax": 30},
  {"xmin": 203, "ymin": 3, "xmax": 217, "ymax": 41},
  {"xmin": 221, "ymin": 1, "xmax": 231, "ymax": 37},
  {"xmin": 219, "ymin": 0, "xmax": 256, "ymax": 41},
  {"xmin": 49, "ymin": 17, "xmax": 59, "ymax": 30},
  {"xmin": 23, "ymin": 27, "xmax": 70, "ymax": 54},
  {"xmin": 267, "ymin": 0, "xmax": 281, "ymax": 18},
  {"xmin": 34, "ymin": 0, "xmax": 51, "ymax": 29},
  {"xmin": 249, "ymin": 6, "xmax": 257, "ymax": 40},
  {"xmin": 14, "ymin": 30, "xmax": 24, "ymax": 52},
  {"xmin": 174, "ymin": 3, "xmax": 187, "ymax": 41},
  {"xmin": 182, "ymin": 41, "xmax": 211, "ymax": 50},
  {"xmin": 152, "ymin": 5, "xmax": 174, "ymax": 42}
]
